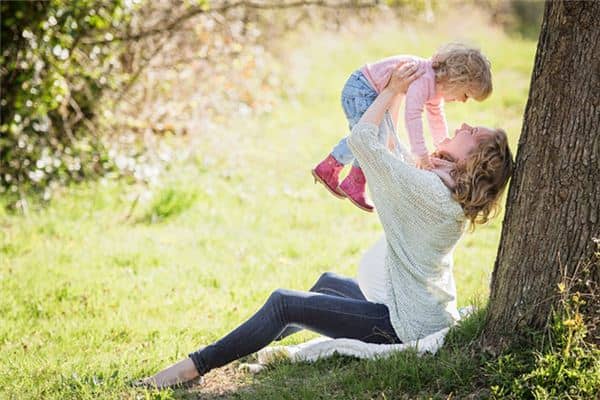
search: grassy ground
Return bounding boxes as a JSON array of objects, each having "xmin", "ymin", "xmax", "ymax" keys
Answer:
[{"xmin": 0, "ymin": 10, "xmax": 537, "ymax": 400}]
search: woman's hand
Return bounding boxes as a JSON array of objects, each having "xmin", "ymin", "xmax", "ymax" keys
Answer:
[
  {"xmin": 386, "ymin": 62, "xmax": 422, "ymax": 94},
  {"xmin": 415, "ymin": 154, "xmax": 433, "ymax": 170},
  {"xmin": 356, "ymin": 62, "xmax": 421, "ymax": 128}
]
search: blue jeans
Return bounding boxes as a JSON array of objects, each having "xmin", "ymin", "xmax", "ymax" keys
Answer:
[
  {"xmin": 188, "ymin": 272, "xmax": 401, "ymax": 375},
  {"xmin": 331, "ymin": 71, "xmax": 396, "ymax": 167}
]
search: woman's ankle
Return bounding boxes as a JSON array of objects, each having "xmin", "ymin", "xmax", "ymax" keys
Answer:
[{"xmin": 149, "ymin": 358, "xmax": 200, "ymax": 388}]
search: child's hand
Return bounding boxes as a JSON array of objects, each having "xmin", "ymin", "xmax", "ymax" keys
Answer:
[{"xmin": 415, "ymin": 154, "xmax": 433, "ymax": 170}]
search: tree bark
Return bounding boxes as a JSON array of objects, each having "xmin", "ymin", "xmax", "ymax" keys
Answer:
[{"xmin": 483, "ymin": 0, "xmax": 600, "ymax": 348}]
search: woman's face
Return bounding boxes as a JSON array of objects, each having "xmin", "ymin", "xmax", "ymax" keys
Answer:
[{"xmin": 437, "ymin": 123, "xmax": 495, "ymax": 162}]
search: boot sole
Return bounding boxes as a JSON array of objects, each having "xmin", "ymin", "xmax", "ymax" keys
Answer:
[
  {"xmin": 338, "ymin": 187, "xmax": 374, "ymax": 213},
  {"xmin": 312, "ymin": 169, "xmax": 346, "ymax": 199}
]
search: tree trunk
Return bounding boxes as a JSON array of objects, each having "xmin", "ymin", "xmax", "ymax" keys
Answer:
[{"xmin": 483, "ymin": 0, "xmax": 600, "ymax": 348}]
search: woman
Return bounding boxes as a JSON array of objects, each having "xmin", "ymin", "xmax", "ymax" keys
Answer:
[{"xmin": 139, "ymin": 63, "xmax": 514, "ymax": 388}]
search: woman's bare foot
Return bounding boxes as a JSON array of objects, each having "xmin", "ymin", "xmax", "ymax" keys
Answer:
[{"xmin": 136, "ymin": 358, "xmax": 201, "ymax": 389}]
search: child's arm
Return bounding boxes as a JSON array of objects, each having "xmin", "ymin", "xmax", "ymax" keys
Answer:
[
  {"xmin": 425, "ymin": 99, "xmax": 448, "ymax": 147},
  {"xmin": 404, "ymin": 79, "xmax": 433, "ymax": 169}
]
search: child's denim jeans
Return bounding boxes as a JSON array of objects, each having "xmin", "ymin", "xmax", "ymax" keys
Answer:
[
  {"xmin": 188, "ymin": 272, "xmax": 401, "ymax": 376},
  {"xmin": 331, "ymin": 71, "xmax": 397, "ymax": 166}
]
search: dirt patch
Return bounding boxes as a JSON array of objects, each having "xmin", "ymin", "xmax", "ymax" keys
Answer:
[{"xmin": 182, "ymin": 363, "xmax": 258, "ymax": 399}]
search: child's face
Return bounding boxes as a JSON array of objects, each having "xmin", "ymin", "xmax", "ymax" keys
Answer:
[
  {"xmin": 438, "ymin": 123, "xmax": 494, "ymax": 162},
  {"xmin": 443, "ymin": 87, "xmax": 470, "ymax": 103}
]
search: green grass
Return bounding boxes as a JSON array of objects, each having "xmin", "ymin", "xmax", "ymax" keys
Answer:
[
  {"xmin": 0, "ymin": 11, "xmax": 537, "ymax": 400},
  {"xmin": 140, "ymin": 187, "xmax": 199, "ymax": 224}
]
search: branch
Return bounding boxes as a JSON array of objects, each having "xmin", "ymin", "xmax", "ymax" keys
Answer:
[
  {"xmin": 81, "ymin": 0, "xmax": 380, "ymax": 45},
  {"xmin": 147, "ymin": 53, "xmax": 213, "ymax": 70},
  {"xmin": 114, "ymin": 35, "xmax": 171, "ymax": 105}
]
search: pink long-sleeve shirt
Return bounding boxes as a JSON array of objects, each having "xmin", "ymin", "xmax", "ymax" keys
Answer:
[{"xmin": 361, "ymin": 56, "xmax": 448, "ymax": 157}]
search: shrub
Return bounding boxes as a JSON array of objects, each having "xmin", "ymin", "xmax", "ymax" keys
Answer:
[{"xmin": 1, "ymin": 0, "xmax": 134, "ymax": 208}]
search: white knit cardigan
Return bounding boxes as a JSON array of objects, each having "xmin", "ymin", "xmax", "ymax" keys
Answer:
[{"xmin": 347, "ymin": 121, "xmax": 466, "ymax": 343}]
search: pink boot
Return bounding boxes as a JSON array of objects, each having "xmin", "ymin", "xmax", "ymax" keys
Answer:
[
  {"xmin": 339, "ymin": 166, "xmax": 374, "ymax": 212},
  {"xmin": 312, "ymin": 154, "xmax": 345, "ymax": 199}
]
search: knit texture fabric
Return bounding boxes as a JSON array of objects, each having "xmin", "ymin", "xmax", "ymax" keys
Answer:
[{"xmin": 347, "ymin": 121, "xmax": 466, "ymax": 342}]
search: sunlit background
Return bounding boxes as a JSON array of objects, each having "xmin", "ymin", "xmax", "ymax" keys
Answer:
[{"xmin": 1, "ymin": 1, "xmax": 543, "ymax": 398}]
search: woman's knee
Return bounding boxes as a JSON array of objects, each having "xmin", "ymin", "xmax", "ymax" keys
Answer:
[
  {"xmin": 267, "ymin": 288, "xmax": 292, "ymax": 306},
  {"xmin": 266, "ymin": 288, "xmax": 297, "ymax": 323},
  {"xmin": 314, "ymin": 272, "xmax": 338, "ymax": 288}
]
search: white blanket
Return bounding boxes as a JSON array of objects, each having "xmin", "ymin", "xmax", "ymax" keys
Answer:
[{"xmin": 256, "ymin": 327, "xmax": 449, "ymax": 364}]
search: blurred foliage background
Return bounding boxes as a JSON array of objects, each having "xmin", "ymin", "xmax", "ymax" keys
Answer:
[
  {"xmin": 1, "ymin": 1, "xmax": 554, "ymax": 398},
  {"xmin": 1, "ymin": 0, "xmax": 543, "ymax": 212}
]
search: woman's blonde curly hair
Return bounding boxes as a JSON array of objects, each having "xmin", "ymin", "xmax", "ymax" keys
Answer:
[
  {"xmin": 438, "ymin": 129, "xmax": 514, "ymax": 228},
  {"xmin": 432, "ymin": 43, "xmax": 492, "ymax": 101}
]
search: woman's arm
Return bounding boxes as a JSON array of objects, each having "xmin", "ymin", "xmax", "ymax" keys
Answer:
[
  {"xmin": 358, "ymin": 88, "xmax": 398, "ymax": 127},
  {"xmin": 389, "ymin": 94, "xmax": 403, "ymax": 132}
]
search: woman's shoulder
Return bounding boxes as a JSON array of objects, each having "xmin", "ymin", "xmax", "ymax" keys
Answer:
[
  {"xmin": 419, "ymin": 172, "xmax": 465, "ymax": 218},
  {"xmin": 437, "ymin": 184, "xmax": 465, "ymax": 221}
]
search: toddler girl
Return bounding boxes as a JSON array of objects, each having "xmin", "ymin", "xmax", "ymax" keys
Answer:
[{"xmin": 312, "ymin": 43, "xmax": 492, "ymax": 212}]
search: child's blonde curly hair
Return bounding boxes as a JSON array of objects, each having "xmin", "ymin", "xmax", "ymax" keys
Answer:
[
  {"xmin": 432, "ymin": 43, "xmax": 492, "ymax": 101},
  {"xmin": 436, "ymin": 129, "xmax": 514, "ymax": 228}
]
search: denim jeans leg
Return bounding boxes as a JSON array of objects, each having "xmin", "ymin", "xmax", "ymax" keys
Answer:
[
  {"xmin": 188, "ymin": 287, "xmax": 400, "ymax": 376},
  {"xmin": 275, "ymin": 272, "xmax": 367, "ymax": 340},
  {"xmin": 331, "ymin": 137, "xmax": 356, "ymax": 165}
]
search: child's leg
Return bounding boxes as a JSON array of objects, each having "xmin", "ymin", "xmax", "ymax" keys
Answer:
[
  {"xmin": 333, "ymin": 110, "xmax": 392, "ymax": 166},
  {"xmin": 332, "ymin": 71, "xmax": 379, "ymax": 165},
  {"xmin": 314, "ymin": 71, "xmax": 378, "ymax": 205},
  {"xmin": 331, "ymin": 137, "xmax": 356, "ymax": 165},
  {"xmin": 339, "ymin": 109, "xmax": 392, "ymax": 212}
]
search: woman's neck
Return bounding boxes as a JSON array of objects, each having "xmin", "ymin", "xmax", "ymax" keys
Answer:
[{"xmin": 430, "ymin": 153, "xmax": 457, "ymax": 190}]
